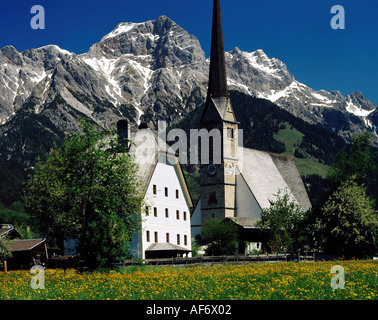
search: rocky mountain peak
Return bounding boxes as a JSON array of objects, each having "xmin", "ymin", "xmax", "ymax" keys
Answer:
[
  {"xmin": 85, "ymin": 15, "xmax": 205, "ymax": 69},
  {"xmin": 348, "ymin": 91, "xmax": 376, "ymax": 112},
  {"xmin": 0, "ymin": 45, "xmax": 23, "ymax": 66},
  {"xmin": 0, "ymin": 16, "xmax": 377, "ymax": 166},
  {"xmin": 100, "ymin": 16, "xmax": 175, "ymax": 42}
]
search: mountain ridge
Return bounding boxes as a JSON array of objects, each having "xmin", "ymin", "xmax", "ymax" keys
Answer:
[{"xmin": 0, "ymin": 15, "xmax": 377, "ymax": 167}]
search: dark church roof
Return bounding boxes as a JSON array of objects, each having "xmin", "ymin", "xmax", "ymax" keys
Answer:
[
  {"xmin": 201, "ymin": 0, "xmax": 237, "ymax": 125},
  {"xmin": 208, "ymin": 0, "xmax": 228, "ymax": 98}
]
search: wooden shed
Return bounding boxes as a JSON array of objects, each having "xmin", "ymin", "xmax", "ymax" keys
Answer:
[
  {"xmin": 8, "ymin": 239, "xmax": 47, "ymax": 269},
  {"xmin": 0, "ymin": 224, "xmax": 21, "ymax": 239}
]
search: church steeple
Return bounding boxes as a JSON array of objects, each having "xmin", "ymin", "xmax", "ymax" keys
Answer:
[
  {"xmin": 198, "ymin": 0, "xmax": 239, "ymax": 227},
  {"xmin": 208, "ymin": 0, "xmax": 229, "ymax": 98},
  {"xmin": 201, "ymin": 0, "xmax": 235, "ymax": 125}
]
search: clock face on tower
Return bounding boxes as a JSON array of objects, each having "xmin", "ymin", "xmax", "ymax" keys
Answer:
[
  {"xmin": 207, "ymin": 164, "xmax": 217, "ymax": 176},
  {"xmin": 226, "ymin": 162, "xmax": 234, "ymax": 174}
]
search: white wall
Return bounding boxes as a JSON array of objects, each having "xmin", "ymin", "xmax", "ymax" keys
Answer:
[
  {"xmin": 235, "ymin": 169, "xmax": 262, "ymax": 219},
  {"xmin": 140, "ymin": 161, "xmax": 192, "ymax": 259}
]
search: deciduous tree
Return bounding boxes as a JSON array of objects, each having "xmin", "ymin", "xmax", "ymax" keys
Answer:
[
  {"xmin": 202, "ymin": 219, "xmax": 239, "ymax": 256},
  {"xmin": 0, "ymin": 237, "xmax": 12, "ymax": 268},
  {"xmin": 256, "ymin": 190, "xmax": 305, "ymax": 253},
  {"xmin": 24, "ymin": 120, "xmax": 145, "ymax": 267},
  {"xmin": 317, "ymin": 176, "xmax": 377, "ymax": 254}
]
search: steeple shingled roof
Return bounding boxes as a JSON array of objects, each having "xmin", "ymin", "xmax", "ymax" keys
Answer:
[
  {"xmin": 201, "ymin": 0, "xmax": 238, "ymax": 125},
  {"xmin": 208, "ymin": 0, "xmax": 229, "ymax": 98}
]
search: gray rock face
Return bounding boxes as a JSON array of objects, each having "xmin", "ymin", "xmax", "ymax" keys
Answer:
[
  {"xmin": 80, "ymin": 16, "xmax": 208, "ymax": 127},
  {"xmin": 0, "ymin": 16, "xmax": 377, "ymax": 166},
  {"xmin": 223, "ymin": 47, "xmax": 377, "ymax": 143},
  {"xmin": 225, "ymin": 48, "xmax": 294, "ymax": 96},
  {"xmin": 0, "ymin": 44, "xmax": 115, "ymax": 127}
]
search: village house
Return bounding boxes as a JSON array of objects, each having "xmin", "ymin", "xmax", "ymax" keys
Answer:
[
  {"xmin": 126, "ymin": 122, "xmax": 193, "ymax": 259},
  {"xmin": 63, "ymin": 121, "xmax": 194, "ymax": 260},
  {"xmin": 0, "ymin": 224, "xmax": 47, "ymax": 269}
]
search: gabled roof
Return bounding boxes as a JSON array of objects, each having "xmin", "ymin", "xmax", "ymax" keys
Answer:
[
  {"xmin": 10, "ymin": 239, "xmax": 46, "ymax": 252},
  {"xmin": 226, "ymin": 217, "xmax": 260, "ymax": 229},
  {"xmin": 129, "ymin": 128, "xmax": 194, "ymax": 209},
  {"xmin": 146, "ymin": 242, "xmax": 191, "ymax": 252},
  {"xmin": 270, "ymin": 152, "xmax": 312, "ymax": 211},
  {"xmin": 201, "ymin": 96, "xmax": 238, "ymax": 124},
  {"xmin": 129, "ymin": 128, "xmax": 160, "ymax": 186},
  {"xmin": 237, "ymin": 148, "xmax": 312, "ymax": 211},
  {"xmin": 0, "ymin": 224, "xmax": 21, "ymax": 238}
]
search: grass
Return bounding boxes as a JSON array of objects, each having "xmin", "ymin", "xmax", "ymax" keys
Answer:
[
  {"xmin": 274, "ymin": 122, "xmax": 304, "ymax": 157},
  {"xmin": 294, "ymin": 157, "xmax": 330, "ymax": 178},
  {"xmin": 1, "ymin": 260, "xmax": 376, "ymax": 300},
  {"xmin": 274, "ymin": 123, "xmax": 330, "ymax": 177}
]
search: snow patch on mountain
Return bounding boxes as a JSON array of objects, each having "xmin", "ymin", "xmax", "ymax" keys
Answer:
[
  {"xmin": 39, "ymin": 45, "xmax": 72, "ymax": 56},
  {"xmin": 30, "ymin": 70, "xmax": 48, "ymax": 83},
  {"xmin": 346, "ymin": 101, "xmax": 375, "ymax": 117},
  {"xmin": 244, "ymin": 50, "xmax": 283, "ymax": 79},
  {"xmin": 82, "ymin": 55, "xmax": 125, "ymax": 106},
  {"xmin": 227, "ymin": 78, "xmax": 253, "ymax": 95},
  {"xmin": 312, "ymin": 92, "xmax": 337, "ymax": 105},
  {"xmin": 126, "ymin": 57, "xmax": 154, "ymax": 95},
  {"xmin": 102, "ymin": 22, "xmax": 142, "ymax": 40},
  {"xmin": 0, "ymin": 15, "xmax": 377, "ymax": 152},
  {"xmin": 259, "ymin": 81, "xmax": 305, "ymax": 102}
]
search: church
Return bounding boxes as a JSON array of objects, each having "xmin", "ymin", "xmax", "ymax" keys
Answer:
[
  {"xmin": 191, "ymin": 0, "xmax": 312, "ymax": 251},
  {"xmin": 63, "ymin": 0, "xmax": 311, "ymax": 259}
]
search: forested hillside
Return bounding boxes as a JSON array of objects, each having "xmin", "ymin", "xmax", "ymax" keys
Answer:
[
  {"xmin": 171, "ymin": 91, "xmax": 377, "ymax": 208},
  {"xmin": 1, "ymin": 90, "xmax": 377, "ymax": 225}
]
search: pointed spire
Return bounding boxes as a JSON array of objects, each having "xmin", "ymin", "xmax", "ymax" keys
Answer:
[{"xmin": 208, "ymin": 0, "xmax": 229, "ymax": 98}]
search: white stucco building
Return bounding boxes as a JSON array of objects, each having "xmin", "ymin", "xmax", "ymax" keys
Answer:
[{"xmin": 128, "ymin": 124, "xmax": 193, "ymax": 259}]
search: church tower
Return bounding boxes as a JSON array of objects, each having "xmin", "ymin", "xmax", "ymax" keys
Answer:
[{"xmin": 199, "ymin": 0, "xmax": 239, "ymax": 227}]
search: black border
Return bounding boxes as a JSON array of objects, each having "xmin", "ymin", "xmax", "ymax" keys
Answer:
[{"xmin": 1, "ymin": 300, "xmax": 375, "ymax": 318}]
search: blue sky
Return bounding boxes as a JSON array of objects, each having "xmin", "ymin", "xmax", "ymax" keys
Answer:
[{"xmin": 0, "ymin": 0, "xmax": 377, "ymax": 104}]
